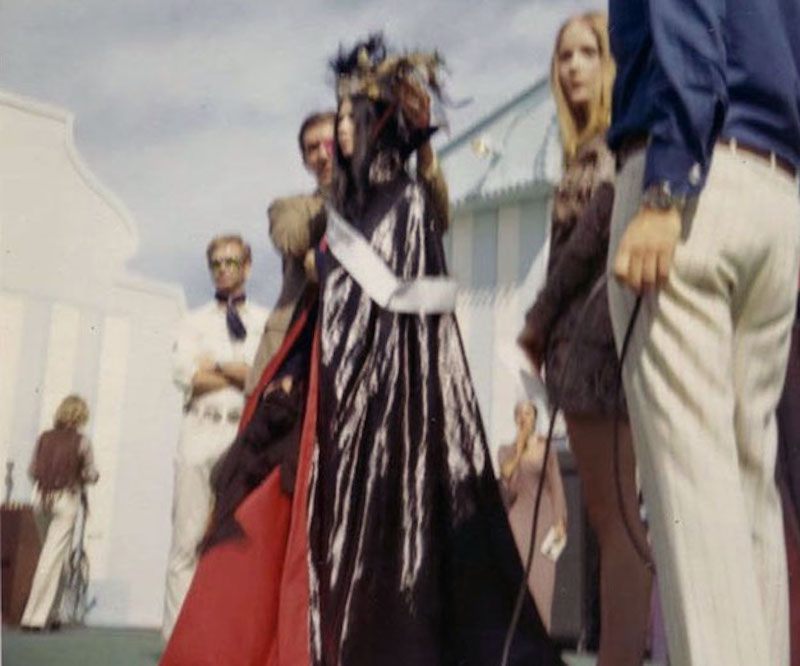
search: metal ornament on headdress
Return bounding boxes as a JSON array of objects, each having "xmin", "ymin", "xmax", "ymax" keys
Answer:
[{"xmin": 336, "ymin": 49, "xmax": 445, "ymax": 107}]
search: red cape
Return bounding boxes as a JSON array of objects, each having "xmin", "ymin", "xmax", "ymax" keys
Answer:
[{"xmin": 161, "ymin": 310, "xmax": 319, "ymax": 666}]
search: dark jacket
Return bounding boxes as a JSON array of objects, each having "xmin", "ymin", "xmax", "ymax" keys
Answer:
[
  {"xmin": 29, "ymin": 428, "xmax": 98, "ymax": 494},
  {"xmin": 245, "ymin": 192, "xmax": 327, "ymax": 396},
  {"xmin": 519, "ymin": 135, "xmax": 623, "ymax": 416},
  {"xmin": 245, "ymin": 163, "xmax": 450, "ymax": 396}
]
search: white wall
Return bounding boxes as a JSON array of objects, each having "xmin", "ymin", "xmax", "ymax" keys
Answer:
[
  {"xmin": 1, "ymin": 91, "xmax": 185, "ymax": 627},
  {"xmin": 448, "ymin": 194, "xmax": 552, "ymax": 467}
]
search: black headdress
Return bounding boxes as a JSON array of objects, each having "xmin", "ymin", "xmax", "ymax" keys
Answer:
[{"xmin": 330, "ymin": 33, "xmax": 446, "ymax": 158}]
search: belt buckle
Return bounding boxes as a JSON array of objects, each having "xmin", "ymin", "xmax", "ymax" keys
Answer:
[{"xmin": 202, "ymin": 407, "xmax": 222, "ymax": 423}]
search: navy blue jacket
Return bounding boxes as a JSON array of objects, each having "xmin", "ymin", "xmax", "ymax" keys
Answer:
[{"xmin": 608, "ymin": 0, "xmax": 800, "ymax": 196}]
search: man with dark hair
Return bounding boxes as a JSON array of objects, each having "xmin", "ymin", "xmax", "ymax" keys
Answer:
[
  {"xmin": 245, "ymin": 112, "xmax": 336, "ymax": 394},
  {"xmin": 297, "ymin": 110, "xmax": 337, "ymax": 178},
  {"xmin": 606, "ymin": 1, "xmax": 800, "ymax": 664},
  {"xmin": 163, "ymin": 234, "xmax": 268, "ymax": 640},
  {"xmin": 247, "ymin": 99, "xmax": 450, "ymax": 395}
]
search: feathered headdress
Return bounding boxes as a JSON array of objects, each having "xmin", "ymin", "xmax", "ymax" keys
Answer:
[
  {"xmin": 331, "ymin": 33, "xmax": 448, "ymax": 134},
  {"xmin": 334, "ymin": 35, "xmax": 444, "ymax": 100}
]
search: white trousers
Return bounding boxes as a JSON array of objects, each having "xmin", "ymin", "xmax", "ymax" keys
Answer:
[
  {"xmin": 21, "ymin": 489, "xmax": 81, "ymax": 628},
  {"xmin": 608, "ymin": 145, "xmax": 799, "ymax": 665},
  {"xmin": 162, "ymin": 413, "xmax": 237, "ymax": 641}
]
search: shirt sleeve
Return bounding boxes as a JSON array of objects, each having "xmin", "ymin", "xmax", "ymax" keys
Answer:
[
  {"xmin": 243, "ymin": 307, "xmax": 270, "ymax": 366},
  {"xmin": 268, "ymin": 195, "xmax": 326, "ymax": 258},
  {"xmin": 644, "ymin": 0, "xmax": 728, "ymax": 197},
  {"xmin": 172, "ymin": 314, "xmax": 200, "ymax": 401},
  {"xmin": 79, "ymin": 436, "xmax": 100, "ymax": 485}
]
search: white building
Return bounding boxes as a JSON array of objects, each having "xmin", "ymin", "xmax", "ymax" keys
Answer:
[
  {"xmin": 1, "ymin": 91, "xmax": 185, "ymax": 627},
  {"xmin": 441, "ymin": 76, "xmax": 563, "ymax": 455},
  {"xmin": 0, "ymin": 76, "xmax": 564, "ymax": 628}
]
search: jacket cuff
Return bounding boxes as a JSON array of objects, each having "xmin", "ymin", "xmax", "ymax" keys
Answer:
[
  {"xmin": 519, "ymin": 301, "xmax": 552, "ymax": 356},
  {"xmin": 644, "ymin": 137, "xmax": 706, "ymax": 198}
]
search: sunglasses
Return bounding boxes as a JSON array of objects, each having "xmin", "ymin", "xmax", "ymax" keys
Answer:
[{"xmin": 209, "ymin": 257, "xmax": 243, "ymax": 271}]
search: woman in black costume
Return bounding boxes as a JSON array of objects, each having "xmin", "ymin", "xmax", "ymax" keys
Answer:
[
  {"xmin": 162, "ymin": 35, "xmax": 561, "ymax": 666},
  {"xmin": 307, "ymin": 35, "xmax": 562, "ymax": 666}
]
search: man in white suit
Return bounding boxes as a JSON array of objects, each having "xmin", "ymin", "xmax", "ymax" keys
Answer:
[{"xmin": 162, "ymin": 234, "xmax": 268, "ymax": 640}]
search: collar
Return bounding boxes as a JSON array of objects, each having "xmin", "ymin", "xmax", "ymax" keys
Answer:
[{"xmin": 214, "ymin": 291, "xmax": 246, "ymax": 305}]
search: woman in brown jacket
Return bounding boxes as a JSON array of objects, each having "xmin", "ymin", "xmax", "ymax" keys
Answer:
[
  {"xmin": 21, "ymin": 395, "xmax": 99, "ymax": 630},
  {"xmin": 518, "ymin": 13, "xmax": 652, "ymax": 666}
]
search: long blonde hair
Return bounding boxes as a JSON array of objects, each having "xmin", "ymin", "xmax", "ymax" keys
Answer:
[
  {"xmin": 551, "ymin": 12, "xmax": 615, "ymax": 163},
  {"xmin": 53, "ymin": 394, "xmax": 89, "ymax": 430}
]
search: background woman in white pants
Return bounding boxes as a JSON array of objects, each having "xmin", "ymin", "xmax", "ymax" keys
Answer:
[{"xmin": 21, "ymin": 394, "xmax": 99, "ymax": 630}]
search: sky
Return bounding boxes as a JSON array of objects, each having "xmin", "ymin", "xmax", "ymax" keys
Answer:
[{"xmin": 1, "ymin": 0, "xmax": 600, "ymax": 307}]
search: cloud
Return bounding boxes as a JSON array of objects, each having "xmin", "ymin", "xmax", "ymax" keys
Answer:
[{"xmin": 2, "ymin": 0, "xmax": 602, "ymax": 307}]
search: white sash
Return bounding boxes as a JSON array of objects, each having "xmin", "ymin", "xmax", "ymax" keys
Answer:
[{"xmin": 326, "ymin": 205, "xmax": 458, "ymax": 314}]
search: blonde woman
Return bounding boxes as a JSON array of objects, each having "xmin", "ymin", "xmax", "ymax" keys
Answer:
[
  {"xmin": 21, "ymin": 395, "xmax": 99, "ymax": 630},
  {"xmin": 518, "ymin": 13, "xmax": 652, "ymax": 666},
  {"xmin": 498, "ymin": 400, "xmax": 567, "ymax": 632}
]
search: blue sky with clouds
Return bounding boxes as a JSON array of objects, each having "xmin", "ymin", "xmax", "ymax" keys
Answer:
[{"xmin": 1, "ymin": 0, "xmax": 600, "ymax": 307}]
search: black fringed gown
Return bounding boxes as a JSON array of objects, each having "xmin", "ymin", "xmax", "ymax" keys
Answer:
[
  {"xmin": 309, "ymin": 173, "xmax": 562, "ymax": 666},
  {"xmin": 161, "ymin": 170, "xmax": 562, "ymax": 666}
]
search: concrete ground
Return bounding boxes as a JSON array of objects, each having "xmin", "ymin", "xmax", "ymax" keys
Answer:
[{"xmin": 2, "ymin": 626, "xmax": 664, "ymax": 665}]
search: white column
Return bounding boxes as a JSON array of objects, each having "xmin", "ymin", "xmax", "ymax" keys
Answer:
[
  {"xmin": 84, "ymin": 315, "xmax": 130, "ymax": 580},
  {"xmin": 491, "ymin": 205, "xmax": 522, "ymax": 462},
  {"xmin": 38, "ymin": 303, "xmax": 81, "ymax": 433}
]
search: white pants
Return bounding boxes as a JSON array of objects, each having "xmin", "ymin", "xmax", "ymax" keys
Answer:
[
  {"xmin": 608, "ymin": 145, "xmax": 799, "ymax": 665},
  {"xmin": 162, "ymin": 412, "xmax": 238, "ymax": 640},
  {"xmin": 21, "ymin": 489, "xmax": 81, "ymax": 628}
]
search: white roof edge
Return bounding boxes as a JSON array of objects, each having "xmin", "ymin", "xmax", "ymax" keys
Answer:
[
  {"xmin": 439, "ymin": 76, "xmax": 551, "ymax": 160},
  {"xmin": 451, "ymin": 179, "xmax": 552, "ymax": 215},
  {"xmin": 114, "ymin": 271, "xmax": 187, "ymax": 309},
  {"xmin": 0, "ymin": 88, "xmax": 141, "ymax": 252}
]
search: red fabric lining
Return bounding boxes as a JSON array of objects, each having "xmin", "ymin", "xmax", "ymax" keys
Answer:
[
  {"xmin": 240, "ymin": 307, "xmax": 311, "ymax": 431},
  {"xmin": 161, "ymin": 312, "xmax": 318, "ymax": 666},
  {"xmin": 277, "ymin": 325, "xmax": 319, "ymax": 664}
]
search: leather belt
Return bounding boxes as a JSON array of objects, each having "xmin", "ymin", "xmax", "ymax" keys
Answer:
[
  {"xmin": 616, "ymin": 135, "xmax": 798, "ymax": 180},
  {"xmin": 188, "ymin": 405, "xmax": 242, "ymax": 425},
  {"xmin": 719, "ymin": 138, "xmax": 798, "ymax": 180}
]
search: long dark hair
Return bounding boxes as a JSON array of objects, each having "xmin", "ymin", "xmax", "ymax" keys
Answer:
[
  {"xmin": 331, "ymin": 95, "xmax": 391, "ymax": 221},
  {"xmin": 329, "ymin": 34, "xmax": 419, "ymax": 221}
]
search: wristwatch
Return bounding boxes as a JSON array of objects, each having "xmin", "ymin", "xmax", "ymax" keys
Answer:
[{"xmin": 641, "ymin": 181, "xmax": 687, "ymax": 212}]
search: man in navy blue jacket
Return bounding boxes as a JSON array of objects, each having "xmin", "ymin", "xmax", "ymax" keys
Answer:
[{"xmin": 606, "ymin": 2, "xmax": 800, "ymax": 664}]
